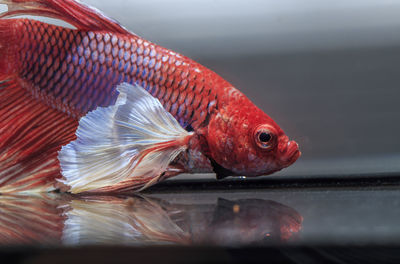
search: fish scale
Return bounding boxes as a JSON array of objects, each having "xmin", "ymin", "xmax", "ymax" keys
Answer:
[
  {"xmin": 16, "ymin": 19, "xmax": 220, "ymax": 130},
  {"xmin": 0, "ymin": 0, "xmax": 300, "ymax": 193}
]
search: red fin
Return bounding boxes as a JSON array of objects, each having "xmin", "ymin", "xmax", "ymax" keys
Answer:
[
  {"xmin": 0, "ymin": 20, "xmax": 17, "ymax": 76},
  {"xmin": 0, "ymin": 77, "xmax": 78, "ymax": 193},
  {"xmin": 0, "ymin": 0, "xmax": 133, "ymax": 34}
]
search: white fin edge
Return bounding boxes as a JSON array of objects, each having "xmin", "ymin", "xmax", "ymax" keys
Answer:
[{"xmin": 58, "ymin": 82, "xmax": 192, "ymax": 193}]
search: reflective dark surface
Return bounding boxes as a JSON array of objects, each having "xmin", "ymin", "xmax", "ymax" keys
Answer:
[
  {"xmin": 2, "ymin": 180, "xmax": 400, "ymax": 247},
  {"xmin": 2, "ymin": 181, "xmax": 400, "ymax": 263},
  {"xmin": 0, "ymin": 192, "xmax": 302, "ymax": 246}
]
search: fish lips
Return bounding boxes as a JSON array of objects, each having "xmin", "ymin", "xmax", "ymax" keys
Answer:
[{"xmin": 279, "ymin": 140, "xmax": 301, "ymax": 167}]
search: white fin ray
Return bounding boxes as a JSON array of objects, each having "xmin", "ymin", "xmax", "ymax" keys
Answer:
[{"xmin": 58, "ymin": 82, "xmax": 191, "ymax": 193}]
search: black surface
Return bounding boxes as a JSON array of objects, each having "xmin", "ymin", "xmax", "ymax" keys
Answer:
[
  {"xmin": 2, "ymin": 177, "xmax": 400, "ymax": 263},
  {"xmin": 3, "ymin": 246, "xmax": 400, "ymax": 264},
  {"xmin": 146, "ymin": 173, "xmax": 400, "ymax": 193}
]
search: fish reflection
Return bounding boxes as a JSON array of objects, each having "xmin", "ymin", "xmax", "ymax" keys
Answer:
[
  {"xmin": 63, "ymin": 196, "xmax": 191, "ymax": 245},
  {"xmin": 195, "ymin": 198, "xmax": 303, "ymax": 244},
  {"xmin": 0, "ymin": 194, "xmax": 303, "ymax": 246},
  {"xmin": 0, "ymin": 194, "xmax": 67, "ymax": 245}
]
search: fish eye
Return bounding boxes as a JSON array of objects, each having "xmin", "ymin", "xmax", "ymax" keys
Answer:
[
  {"xmin": 259, "ymin": 132, "xmax": 272, "ymax": 143},
  {"xmin": 255, "ymin": 128, "xmax": 275, "ymax": 150}
]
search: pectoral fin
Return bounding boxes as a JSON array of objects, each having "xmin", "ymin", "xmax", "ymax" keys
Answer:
[{"xmin": 58, "ymin": 83, "xmax": 192, "ymax": 193}]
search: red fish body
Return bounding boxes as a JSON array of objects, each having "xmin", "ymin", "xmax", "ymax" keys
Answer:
[
  {"xmin": 0, "ymin": 0, "xmax": 300, "ymax": 193},
  {"xmin": 14, "ymin": 19, "xmax": 221, "ymax": 124}
]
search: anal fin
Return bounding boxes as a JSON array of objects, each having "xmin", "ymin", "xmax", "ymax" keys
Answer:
[
  {"xmin": 0, "ymin": 76, "xmax": 78, "ymax": 193},
  {"xmin": 58, "ymin": 83, "xmax": 193, "ymax": 193}
]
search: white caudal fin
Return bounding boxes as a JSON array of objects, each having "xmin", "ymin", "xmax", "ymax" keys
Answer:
[{"xmin": 58, "ymin": 83, "xmax": 192, "ymax": 194}]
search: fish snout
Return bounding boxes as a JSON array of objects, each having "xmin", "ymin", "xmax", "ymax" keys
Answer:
[{"xmin": 278, "ymin": 139, "xmax": 301, "ymax": 167}]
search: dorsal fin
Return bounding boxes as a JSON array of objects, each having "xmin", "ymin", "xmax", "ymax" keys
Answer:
[{"xmin": 0, "ymin": 0, "xmax": 133, "ymax": 34}]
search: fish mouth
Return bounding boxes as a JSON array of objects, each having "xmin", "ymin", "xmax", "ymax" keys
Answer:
[{"xmin": 279, "ymin": 140, "xmax": 301, "ymax": 167}]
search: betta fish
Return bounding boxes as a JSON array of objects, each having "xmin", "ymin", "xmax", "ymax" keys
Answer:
[{"xmin": 0, "ymin": 0, "xmax": 300, "ymax": 193}]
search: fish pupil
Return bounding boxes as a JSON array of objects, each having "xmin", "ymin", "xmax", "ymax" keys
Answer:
[{"xmin": 259, "ymin": 132, "xmax": 271, "ymax": 143}]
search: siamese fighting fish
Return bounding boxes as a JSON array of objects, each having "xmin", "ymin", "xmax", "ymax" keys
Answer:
[{"xmin": 0, "ymin": 0, "xmax": 300, "ymax": 193}]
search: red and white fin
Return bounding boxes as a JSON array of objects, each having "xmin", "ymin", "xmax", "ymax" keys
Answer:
[
  {"xmin": 58, "ymin": 83, "xmax": 193, "ymax": 194},
  {"xmin": 0, "ymin": 0, "xmax": 133, "ymax": 34},
  {"xmin": 0, "ymin": 77, "xmax": 78, "ymax": 193}
]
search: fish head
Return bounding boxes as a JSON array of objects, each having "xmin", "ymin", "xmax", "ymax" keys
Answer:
[{"xmin": 206, "ymin": 88, "xmax": 300, "ymax": 177}]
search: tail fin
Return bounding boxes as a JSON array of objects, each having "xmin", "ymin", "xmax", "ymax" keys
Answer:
[
  {"xmin": 0, "ymin": 77, "xmax": 79, "ymax": 193},
  {"xmin": 0, "ymin": 0, "xmax": 133, "ymax": 34}
]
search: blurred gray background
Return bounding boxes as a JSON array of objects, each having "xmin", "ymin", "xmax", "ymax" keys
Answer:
[{"xmin": 11, "ymin": 0, "xmax": 400, "ymax": 177}]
